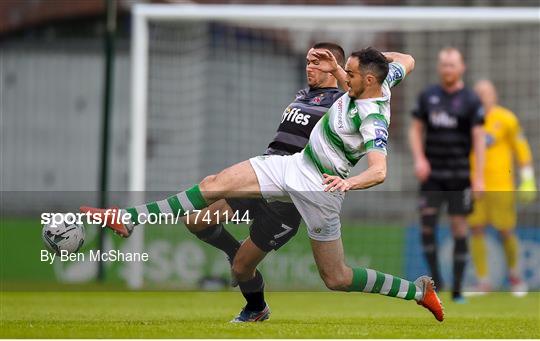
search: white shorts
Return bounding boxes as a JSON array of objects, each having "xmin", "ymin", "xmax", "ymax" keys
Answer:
[{"xmin": 249, "ymin": 152, "xmax": 344, "ymax": 241}]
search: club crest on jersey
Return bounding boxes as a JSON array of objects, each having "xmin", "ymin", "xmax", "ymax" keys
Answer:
[
  {"xmin": 347, "ymin": 107, "xmax": 358, "ymax": 118},
  {"xmin": 309, "ymin": 94, "xmax": 324, "ymax": 105},
  {"xmin": 485, "ymin": 133, "xmax": 495, "ymax": 147}
]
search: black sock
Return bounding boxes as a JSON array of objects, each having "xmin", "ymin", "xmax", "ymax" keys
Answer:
[
  {"xmin": 239, "ymin": 270, "xmax": 266, "ymax": 311},
  {"xmin": 453, "ymin": 237, "xmax": 468, "ymax": 298},
  {"xmin": 193, "ymin": 224, "xmax": 240, "ymax": 261},
  {"xmin": 421, "ymin": 222, "xmax": 443, "ymax": 289}
]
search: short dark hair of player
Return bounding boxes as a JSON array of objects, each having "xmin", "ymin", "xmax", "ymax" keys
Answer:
[
  {"xmin": 312, "ymin": 42, "xmax": 346, "ymax": 67},
  {"xmin": 350, "ymin": 47, "xmax": 389, "ymax": 84}
]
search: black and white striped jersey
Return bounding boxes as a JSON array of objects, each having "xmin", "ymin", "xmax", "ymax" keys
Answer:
[
  {"xmin": 265, "ymin": 87, "xmax": 343, "ymax": 155},
  {"xmin": 413, "ymin": 85, "xmax": 484, "ymax": 180}
]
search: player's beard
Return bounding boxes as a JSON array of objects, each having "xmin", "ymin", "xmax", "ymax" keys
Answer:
[
  {"xmin": 349, "ymin": 78, "xmax": 365, "ymax": 99},
  {"xmin": 308, "ymin": 73, "xmax": 327, "ymax": 89}
]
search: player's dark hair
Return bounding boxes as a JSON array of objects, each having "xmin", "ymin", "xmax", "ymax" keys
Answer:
[
  {"xmin": 312, "ymin": 42, "xmax": 346, "ymax": 67},
  {"xmin": 350, "ymin": 47, "xmax": 389, "ymax": 84}
]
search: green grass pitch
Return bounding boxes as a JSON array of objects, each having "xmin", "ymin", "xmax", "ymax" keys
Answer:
[{"xmin": 1, "ymin": 291, "xmax": 538, "ymax": 338}]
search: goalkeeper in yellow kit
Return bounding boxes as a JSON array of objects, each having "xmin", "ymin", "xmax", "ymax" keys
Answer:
[{"xmin": 468, "ymin": 80, "xmax": 537, "ymax": 297}]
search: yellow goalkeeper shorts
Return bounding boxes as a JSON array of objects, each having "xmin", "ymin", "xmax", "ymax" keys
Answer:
[{"xmin": 468, "ymin": 192, "xmax": 516, "ymax": 230}]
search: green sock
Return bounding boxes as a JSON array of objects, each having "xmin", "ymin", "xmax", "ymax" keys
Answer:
[
  {"xmin": 349, "ymin": 267, "xmax": 423, "ymax": 301},
  {"xmin": 124, "ymin": 184, "xmax": 208, "ymax": 225}
]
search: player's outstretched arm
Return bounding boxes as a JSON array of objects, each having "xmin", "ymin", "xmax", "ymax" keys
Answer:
[
  {"xmin": 383, "ymin": 51, "xmax": 415, "ymax": 75},
  {"xmin": 322, "ymin": 152, "xmax": 386, "ymax": 192}
]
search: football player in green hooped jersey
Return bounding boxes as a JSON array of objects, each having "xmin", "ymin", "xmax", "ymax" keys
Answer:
[
  {"xmin": 180, "ymin": 43, "xmax": 349, "ymax": 322},
  {"xmin": 82, "ymin": 47, "xmax": 446, "ymax": 322}
]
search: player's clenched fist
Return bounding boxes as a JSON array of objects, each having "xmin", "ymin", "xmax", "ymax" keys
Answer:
[
  {"xmin": 323, "ymin": 174, "xmax": 351, "ymax": 192},
  {"xmin": 414, "ymin": 157, "xmax": 431, "ymax": 182}
]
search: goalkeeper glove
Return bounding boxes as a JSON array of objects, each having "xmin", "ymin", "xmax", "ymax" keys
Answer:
[{"xmin": 518, "ymin": 166, "xmax": 537, "ymax": 203}]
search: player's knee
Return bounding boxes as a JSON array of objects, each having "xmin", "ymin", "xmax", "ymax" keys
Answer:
[
  {"xmin": 421, "ymin": 213, "xmax": 437, "ymax": 234},
  {"xmin": 200, "ymin": 174, "xmax": 217, "ymax": 187},
  {"xmin": 199, "ymin": 174, "xmax": 223, "ymax": 200},
  {"xmin": 322, "ymin": 274, "xmax": 349, "ymax": 291},
  {"xmin": 499, "ymin": 229, "xmax": 513, "ymax": 239},
  {"xmin": 450, "ymin": 218, "xmax": 468, "ymax": 238},
  {"xmin": 453, "ymin": 228, "xmax": 467, "ymax": 238},
  {"xmin": 232, "ymin": 258, "xmax": 255, "ymax": 282},
  {"xmin": 204, "ymin": 169, "xmax": 238, "ymax": 194},
  {"xmin": 420, "ymin": 206, "xmax": 438, "ymax": 216},
  {"xmin": 320, "ymin": 267, "xmax": 349, "ymax": 292}
]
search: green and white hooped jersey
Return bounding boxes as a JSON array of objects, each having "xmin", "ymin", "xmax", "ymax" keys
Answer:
[{"xmin": 304, "ymin": 62, "xmax": 406, "ymax": 178}]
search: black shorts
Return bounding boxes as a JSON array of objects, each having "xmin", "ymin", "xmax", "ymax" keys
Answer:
[
  {"xmin": 226, "ymin": 198, "xmax": 302, "ymax": 252},
  {"xmin": 419, "ymin": 177, "xmax": 473, "ymax": 215}
]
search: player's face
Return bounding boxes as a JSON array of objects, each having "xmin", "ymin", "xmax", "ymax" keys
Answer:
[
  {"xmin": 474, "ymin": 80, "xmax": 498, "ymax": 109},
  {"xmin": 437, "ymin": 51, "xmax": 465, "ymax": 87},
  {"xmin": 345, "ymin": 57, "xmax": 364, "ymax": 98},
  {"xmin": 306, "ymin": 48, "xmax": 330, "ymax": 88}
]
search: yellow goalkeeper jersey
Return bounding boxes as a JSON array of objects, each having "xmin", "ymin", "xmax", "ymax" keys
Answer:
[{"xmin": 471, "ymin": 105, "xmax": 532, "ymax": 191}]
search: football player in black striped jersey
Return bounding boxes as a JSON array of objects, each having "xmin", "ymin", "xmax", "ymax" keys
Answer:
[
  {"xmin": 185, "ymin": 42, "xmax": 348, "ymax": 322},
  {"xmin": 409, "ymin": 47, "xmax": 485, "ymax": 302}
]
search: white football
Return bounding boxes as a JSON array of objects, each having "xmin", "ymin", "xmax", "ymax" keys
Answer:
[{"xmin": 42, "ymin": 217, "xmax": 85, "ymax": 254}]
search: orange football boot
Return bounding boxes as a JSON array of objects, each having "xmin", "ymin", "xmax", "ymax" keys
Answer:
[{"xmin": 415, "ymin": 275, "xmax": 444, "ymax": 322}]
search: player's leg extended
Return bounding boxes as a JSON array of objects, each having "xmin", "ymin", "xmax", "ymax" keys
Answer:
[
  {"xmin": 310, "ymin": 238, "xmax": 444, "ymax": 322},
  {"xmin": 81, "ymin": 160, "xmax": 262, "ymax": 236},
  {"xmin": 199, "ymin": 160, "xmax": 262, "ymax": 201},
  {"xmin": 449, "ymin": 214, "xmax": 468, "ymax": 301}
]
